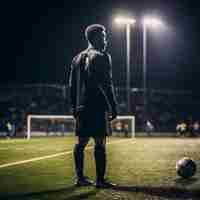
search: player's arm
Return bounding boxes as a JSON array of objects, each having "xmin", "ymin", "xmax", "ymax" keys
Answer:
[
  {"xmin": 68, "ymin": 57, "xmax": 77, "ymax": 117},
  {"xmin": 96, "ymin": 53, "xmax": 118, "ymax": 119}
]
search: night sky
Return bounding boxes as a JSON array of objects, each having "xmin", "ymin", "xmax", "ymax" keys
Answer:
[{"xmin": 1, "ymin": 0, "xmax": 200, "ymax": 91}]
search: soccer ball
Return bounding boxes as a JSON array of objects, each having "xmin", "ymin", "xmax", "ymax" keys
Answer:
[{"xmin": 176, "ymin": 157, "xmax": 197, "ymax": 179}]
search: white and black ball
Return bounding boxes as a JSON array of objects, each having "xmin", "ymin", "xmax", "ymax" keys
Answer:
[{"xmin": 176, "ymin": 157, "xmax": 197, "ymax": 179}]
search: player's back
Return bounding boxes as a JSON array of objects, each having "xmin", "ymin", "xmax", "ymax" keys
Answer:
[{"xmin": 70, "ymin": 48, "xmax": 110, "ymax": 112}]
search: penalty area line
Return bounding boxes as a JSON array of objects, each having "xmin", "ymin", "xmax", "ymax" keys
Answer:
[{"xmin": 0, "ymin": 139, "xmax": 132, "ymax": 169}]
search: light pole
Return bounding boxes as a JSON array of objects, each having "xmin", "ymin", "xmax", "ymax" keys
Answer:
[
  {"xmin": 115, "ymin": 17, "xmax": 136, "ymax": 114},
  {"xmin": 142, "ymin": 17, "xmax": 163, "ymax": 121}
]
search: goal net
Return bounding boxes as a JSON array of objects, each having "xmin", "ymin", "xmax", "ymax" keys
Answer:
[{"xmin": 27, "ymin": 115, "xmax": 135, "ymax": 139}]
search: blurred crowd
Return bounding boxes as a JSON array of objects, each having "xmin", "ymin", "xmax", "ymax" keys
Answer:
[
  {"xmin": 116, "ymin": 88, "xmax": 200, "ymax": 132},
  {"xmin": 0, "ymin": 84, "xmax": 69, "ymax": 137},
  {"xmin": 0, "ymin": 85, "xmax": 200, "ymax": 137}
]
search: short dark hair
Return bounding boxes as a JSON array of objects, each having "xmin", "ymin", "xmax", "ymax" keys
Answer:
[{"xmin": 85, "ymin": 24, "xmax": 106, "ymax": 43}]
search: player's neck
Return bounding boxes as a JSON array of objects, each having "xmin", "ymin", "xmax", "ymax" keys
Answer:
[{"xmin": 87, "ymin": 43, "xmax": 105, "ymax": 52}]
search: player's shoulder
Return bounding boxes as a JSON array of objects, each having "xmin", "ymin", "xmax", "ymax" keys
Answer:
[
  {"xmin": 88, "ymin": 49, "xmax": 111, "ymax": 61},
  {"xmin": 88, "ymin": 48, "xmax": 103, "ymax": 58},
  {"xmin": 72, "ymin": 49, "xmax": 88, "ymax": 65}
]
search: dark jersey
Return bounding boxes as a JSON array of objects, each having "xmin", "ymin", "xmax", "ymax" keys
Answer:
[{"xmin": 69, "ymin": 47, "xmax": 117, "ymax": 114}]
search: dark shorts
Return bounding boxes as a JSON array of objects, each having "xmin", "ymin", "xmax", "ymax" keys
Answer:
[{"xmin": 75, "ymin": 110, "xmax": 111, "ymax": 137}]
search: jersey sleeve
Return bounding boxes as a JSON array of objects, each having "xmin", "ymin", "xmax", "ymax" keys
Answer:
[
  {"xmin": 94, "ymin": 53, "xmax": 118, "ymax": 111},
  {"xmin": 68, "ymin": 56, "xmax": 78, "ymax": 111}
]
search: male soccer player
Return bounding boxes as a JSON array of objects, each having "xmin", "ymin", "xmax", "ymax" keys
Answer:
[{"xmin": 69, "ymin": 24, "xmax": 117, "ymax": 188}]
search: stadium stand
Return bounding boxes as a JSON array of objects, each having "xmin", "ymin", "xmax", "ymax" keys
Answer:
[{"xmin": 0, "ymin": 84, "xmax": 200, "ymax": 136}]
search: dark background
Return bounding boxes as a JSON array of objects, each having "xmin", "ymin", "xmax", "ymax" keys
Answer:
[{"xmin": 1, "ymin": 0, "xmax": 200, "ymax": 92}]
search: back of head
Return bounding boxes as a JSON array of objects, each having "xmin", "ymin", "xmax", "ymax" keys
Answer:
[{"xmin": 85, "ymin": 24, "xmax": 106, "ymax": 47}]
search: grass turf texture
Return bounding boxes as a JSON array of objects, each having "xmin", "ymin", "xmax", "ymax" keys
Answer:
[{"xmin": 0, "ymin": 136, "xmax": 200, "ymax": 200}]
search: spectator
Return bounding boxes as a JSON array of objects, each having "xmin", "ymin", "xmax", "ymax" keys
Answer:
[
  {"xmin": 176, "ymin": 121, "xmax": 187, "ymax": 137},
  {"xmin": 123, "ymin": 123, "xmax": 129, "ymax": 137},
  {"xmin": 6, "ymin": 121, "xmax": 15, "ymax": 138},
  {"xmin": 145, "ymin": 120, "xmax": 154, "ymax": 136},
  {"xmin": 192, "ymin": 121, "xmax": 200, "ymax": 137}
]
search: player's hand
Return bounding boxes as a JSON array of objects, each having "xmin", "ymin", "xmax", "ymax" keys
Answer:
[
  {"xmin": 73, "ymin": 109, "xmax": 78, "ymax": 119},
  {"xmin": 110, "ymin": 108, "xmax": 117, "ymax": 121}
]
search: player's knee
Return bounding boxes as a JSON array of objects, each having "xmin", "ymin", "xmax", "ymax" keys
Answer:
[
  {"xmin": 74, "ymin": 143, "xmax": 86, "ymax": 151},
  {"xmin": 95, "ymin": 143, "xmax": 106, "ymax": 153},
  {"xmin": 95, "ymin": 137, "xmax": 106, "ymax": 153}
]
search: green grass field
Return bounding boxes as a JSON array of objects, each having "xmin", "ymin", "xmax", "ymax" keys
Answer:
[{"xmin": 0, "ymin": 136, "xmax": 200, "ymax": 200}]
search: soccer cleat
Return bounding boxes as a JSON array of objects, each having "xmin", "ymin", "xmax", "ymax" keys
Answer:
[
  {"xmin": 95, "ymin": 179, "xmax": 116, "ymax": 188},
  {"xmin": 75, "ymin": 176, "xmax": 94, "ymax": 187}
]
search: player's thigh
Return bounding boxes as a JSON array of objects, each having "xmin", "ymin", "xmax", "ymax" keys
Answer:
[
  {"xmin": 94, "ymin": 136, "xmax": 106, "ymax": 146},
  {"xmin": 76, "ymin": 136, "xmax": 90, "ymax": 147}
]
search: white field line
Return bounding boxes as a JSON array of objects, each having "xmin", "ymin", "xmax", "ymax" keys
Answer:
[
  {"xmin": 0, "ymin": 148, "xmax": 28, "ymax": 151},
  {"xmin": 0, "ymin": 147, "xmax": 66, "ymax": 151},
  {"xmin": 0, "ymin": 139, "xmax": 132, "ymax": 169},
  {"xmin": 0, "ymin": 148, "xmax": 9, "ymax": 150}
]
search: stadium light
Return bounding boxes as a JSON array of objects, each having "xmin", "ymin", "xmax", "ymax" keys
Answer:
[
  {"xmin": 142, "ymin": 17, "xmax": 163, "ymax": 122},
  {"xmin": 115, "ymin": 17, "xmax": 136, "ymax": 25},
  {"xmin": 143, "ymin": 18, "xmax": 163, "ymax": 28},
  {"xmin": 115, "ymin": 16, "xmax": 136, "ymax": 114}
]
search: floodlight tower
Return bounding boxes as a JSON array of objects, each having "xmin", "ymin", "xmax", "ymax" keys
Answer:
[
  {"xmin": 142, "ymin": 17, "xmax": 163, "ymax": 121},
  {"xmin": 115, "ymin": 17, "xmax": 136, "ymax": 114}
]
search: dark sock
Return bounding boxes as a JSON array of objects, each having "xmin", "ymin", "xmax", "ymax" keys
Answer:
[
  {"xmin": 74, "ymin": 144, "xmax": 84, "ymax": 179},
  {"xmin": 94, "ymin": 144, "xmax": 106, "ymax": 182}
]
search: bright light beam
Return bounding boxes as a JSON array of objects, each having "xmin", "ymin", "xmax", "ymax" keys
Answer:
[
  {"xmin": 142, "ymin": 17, "xmax": 164, "ymax": 124},
  {"xmin": 143, "ymin": 17, "xmax": 163, "ymax": 28},
  {"xmin": 115, "ymin": 17, "xmax": 136, "ymax": 25},
  {"xmin": 114, "ymin": 16, "xmax": 136, "ymax": 113}
]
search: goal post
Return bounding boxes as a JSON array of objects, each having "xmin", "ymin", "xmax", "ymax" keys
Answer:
[
  {"xmin": 27, "ymin": 115, "xmax": 74, "ymax": 140},
  {"xmin": 27, "ymin": 115, "xmax": 135, "ymax": 140},
  {"xmin": 112, "ymin": 115, "xmax": 135, "ymax": 138}
]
